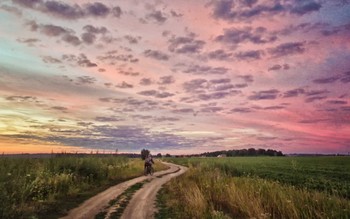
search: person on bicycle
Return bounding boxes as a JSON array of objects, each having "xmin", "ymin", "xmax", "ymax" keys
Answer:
[{"xmin": 144, "ymin": 155, "xmax": 154, "ymax": 175}]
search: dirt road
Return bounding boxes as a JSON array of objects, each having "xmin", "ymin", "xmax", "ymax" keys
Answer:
[{"xmin": 61, "ymin": 162, "xmax": 187, "ymax": 219}]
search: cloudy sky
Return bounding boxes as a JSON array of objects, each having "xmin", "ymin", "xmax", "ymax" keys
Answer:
[{"xmin": 0, "ymin": 0, "xmax": 349, "ymax": 154}]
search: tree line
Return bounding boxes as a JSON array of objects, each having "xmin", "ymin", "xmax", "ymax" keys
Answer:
[{"xmin": 200, "ymin": 148, "xmax": 284, "ymax": 157}]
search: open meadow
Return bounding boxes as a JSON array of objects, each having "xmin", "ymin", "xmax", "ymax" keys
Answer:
[
  {"xmin": 157, "ymin": 156, "xmax": 350, "ymax": 219},
  {"xmin": 0, "ymin": 156, "xmax": 167, "ymax": 219}
]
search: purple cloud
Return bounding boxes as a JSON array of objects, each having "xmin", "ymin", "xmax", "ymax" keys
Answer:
[
  {"xmin": 268, "ymin": 42, "xmax": 306, "ymax": 58},
  {"xmin": 144, "ymin": 49, "xmax": 169, "ymax": 61},
  {"xmin": 248, "ymin": 89, "xmax": 280, "ymax": 100}
]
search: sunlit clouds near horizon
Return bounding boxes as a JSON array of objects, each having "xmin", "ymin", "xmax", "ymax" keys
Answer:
[{"xmin": 0, "ymin": 0, "xmax": 350, "ymax": 154}]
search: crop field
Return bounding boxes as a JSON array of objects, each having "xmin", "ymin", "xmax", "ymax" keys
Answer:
[
  {"xmin": 157, "ymin": 156, "xmax": 350, "ymax": 219},
  {"xmin": 0, "ymin": 156, "xmax": 166, "ymax": 219}
]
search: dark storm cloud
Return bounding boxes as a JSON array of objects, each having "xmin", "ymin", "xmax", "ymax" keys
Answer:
[
  {"xmin": 268, "ymin": 42, "xmax": 305, "ymax": 58},
  {"xmin": 234, "ymin": 83, "xmax": 248, "ymax": 88},
  {"xmin": 238, "ymin": 75, "xmax": 254, "ymax": 83},
  {"xmin": 76, "ymin": 76, "xmax": 97, "ymax": 85},
  {"xmin": 81, "ymin": 32, "xmax": 96, "ymax": 44},
  {"xmin": 146, "ymin": 10, "xmax": 167, "ymax": 23},
  {"xmin": 313, "ymin": 76, "xmax": 340, "ymax": 84},
  {"xmin": 268, "ymin": 64, "xmax": 282, "ymax": 71},
  {"xmin": 118, "ymin": 69, "xmax": 140, "ymax": 76},
  {"xmin": 38, "ymin": 23, "xmax": 69, "ymax": 36},
  {"xmin": 183, "ymin": 79, "xmax": 208, "ymax": 93},
  {"xmin": 198, "ymin": 91, "xmax": 233, "ymax": 101},
  {"xmin": 154, "ymin": 116, "xmax": 180, "ymax": 122},
  {"xmin": 77, "ymin": 121, "xmax": 94, "ymax": 127},
  {"xmin": 13, "ymin": 0, "xmax": 121, "ymax": 19},
  {"xmin": 62, "ymin": 34, "xmax": 81, "ymax": 46},
  {"xmin": 276, "ymin": 22, "xmax": 328, "ymax": 36},
  {"xmin": 210, "ymin": 78, "xmax": 231, "ymax": 84},
  {"xmin": 81, "ymin": 25, "xmax": 108, "ymax": 44},
  {"xmin": 305, "ymin": 89, "xmax": 329, "ymax": 96},
  {"xmin": 85, "ymin": 2, "xmax": 109, "ymax": 17},
  {"xmin": 207, "ymin": 49, "xmax": 233, "ymax": 60},
  {"xmin": 124, "ymin": 35, "xmax": 140, "ymax": 44},
  {"xmin": 42, "ymin": 56, "xmax": 61, "ymax": 64},
  {"xmin": 312, "ymin": 71, "xmax": 349, "ymax": 84},
  {"xmin": 211, "ymin": 0, "xmax": 321, "ymax": 22},
  {"xmin": 215, "ymin": 27, "xmax": 277, "ymax": 47},
  {"xmin": 62, "ymin": 54, "xmax": 97, "ymax": 67},
  {"xmin": 290, "ymin": 1, "xmax": 322, "ymax": 15},
  {"xmin": 158, "ymin": 75, "xmax": 175, "ymax": 85},
  {"xmin": 211, "ymin": 0, "xmax": 284, "ymax": 22},
  {"xmin": 168, "ymin": 35, "xmax": 205, "ymax": 54},
  {"xmin": 304, "ymin": 96, "xmax": 327, "ymax": 103},
  {"xmin": 27, "ymin": 21, "xmax": 82, "ymax": 46},
  {"xmin": 283, "ymin": 88, "xmax": 305, "ymax": 98},
  {"xmin": 248, "ymin": 89, "xmax": 280, "ymax": 100},
  {"xmin": 326, "ymin": 100, "xmax": 347, "ymax": 105},
  {"xmin": 303, "ymin": 89, "xmax": 329, "ymax": 101},
  {"xmin": 95, "ymin": 116, "xmax": 124, "ymax": 122},
  {"xmin": 340, "ymin": 71, "xmax": 350, "ymax": 83},
  {"xmin": 231, "ymin": 107, "xmax": 252, "ymax": 113},
  {"xmin": 200, "ymin": 106, "xmax": 224, "ymax": 113},
  {"xmin": 51, "ymin": 106, "xmax": 68, "ymax": 111},
  {"xmin": 97, "ymin": 51, "xmax": 138, "ymax": 64},
  {"xmin": 144, "ymin": 49, "xmax": 170, "ymax": 61},
  {"xmin": 138, "ymin": 90, "xmax": 174, "ymax": 98},
  {"xmin": 112, "ymin": 6, "xmax": 122, "ymax": 18},
  {"xmin": 268, "ymin": 64, "xmax": 290, "ymax": 71},
  {"xmin": 298, "ymin": 119, "xmax": 329, "ymax": 124},
  {"xmin": 235, "ymin": 50, "xmax": 264, "ymax": 60},
  {"xmin": 262, "ymin": 105, "xmax": 285, "ymax": 110},
  {"xmin": 172, "ymin": 108, "xmax": 194, "ymax": 114},
  {"xmin": 116, "ymin": 81, "xmax": 133, "ymax": 89},
  {"xmin": 140, "ymin": 78, "xmax": 153, "ymax": 86},
  {"xmin": 176, "ymin": 64, "xmax": 229, "ymax": 75},
  {"xmin": 6, "ymin": 95, "xmax": 38, "ymax": 102},
  {"xmin": 170, "ymin": 10, "xmax": 183, "ymax": 17}
]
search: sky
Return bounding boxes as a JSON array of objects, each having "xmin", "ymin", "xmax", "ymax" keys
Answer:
[{"xmin": 0, "ymin": 0, "xmax": 350, "ymax": 155}]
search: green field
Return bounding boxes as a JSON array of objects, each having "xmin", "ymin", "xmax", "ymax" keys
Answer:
[
  {"xmin": 0, "ymin": 156, "xmax": 166, "ymax": 219},
  {"xmin": 156, "ymin": 156, "xmax": 350, "ymax": 219}
]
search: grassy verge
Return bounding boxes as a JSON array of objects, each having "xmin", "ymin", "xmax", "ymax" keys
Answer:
[
  {"xmin": 165, "ymin": 156, "xmax": 350, "ymax": 198},
  {"xmin": 156, "ymin": 165, "xmax": 350, "ymax": 219},
  {"xmin": 0, "ymin": 156, "xmax": 167, "ymax": 219}
]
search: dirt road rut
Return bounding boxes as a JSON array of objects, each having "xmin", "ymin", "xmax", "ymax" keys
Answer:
[{"xmin": 61, "ymin": 162, "xmax": 187, "ymax": 219}]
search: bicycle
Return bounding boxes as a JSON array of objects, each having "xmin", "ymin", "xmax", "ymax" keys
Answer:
[{"xmin": 144, "ymin": 165, "xmax": 154, "ymax": 176}]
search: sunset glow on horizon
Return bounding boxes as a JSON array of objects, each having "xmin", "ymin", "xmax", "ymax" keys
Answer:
[{"xmin": 1, "ymin": 0, "xmax": 350, "ymax": 154}]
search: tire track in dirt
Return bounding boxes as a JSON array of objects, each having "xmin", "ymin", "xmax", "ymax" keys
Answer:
[
  {"xmin": 61, "ymin": 162, "xmax": 186, "ymax": 219},
  {"xmin": 120, "ymin": 162, "xmax": 187, "ymax": 219}
]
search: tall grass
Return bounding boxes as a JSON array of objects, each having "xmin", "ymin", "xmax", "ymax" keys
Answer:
[
  {"xmin": 0, "ymin": 156, "xmax": 166, "ymax": 219},
  {"xmin": 158, "ymin": 164, "xmax": 350, "ymax": 219},
  {"xmin": 167, "ymin": 156, "xmax": 350, "ymax": 198}
]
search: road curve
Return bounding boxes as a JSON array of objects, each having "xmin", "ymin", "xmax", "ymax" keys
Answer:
[
  {"xmin": 120, "ymin": 162, "xmax": 187, "ymax": 219},
  {"xmin": 60, "ymin": 162, "xmax": 187, "ymax": 219}
]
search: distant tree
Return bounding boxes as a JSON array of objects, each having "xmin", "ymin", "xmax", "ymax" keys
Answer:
[
  {"xmin": 257, "ymin": 148, "xmax": 266, "ymax": 156},
  {"xmin": 141, "ymin": 149, "xmax": 150, "ymax": 160},
  {"xmin": 156, "ymin": 153, "xmax": 162, "ymax": 158},
  {"xmin": 165, "ymin": 153, "xmax": 171, "ymax": 157},
  {"xmin": 248, "ymin": 148, "xmax": 256, "ymax": 156}
]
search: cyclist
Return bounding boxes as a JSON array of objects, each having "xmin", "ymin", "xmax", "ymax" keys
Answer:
[{"xmin": 144, "ymin": 155, "xmax": 154, "ymax": 175}]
